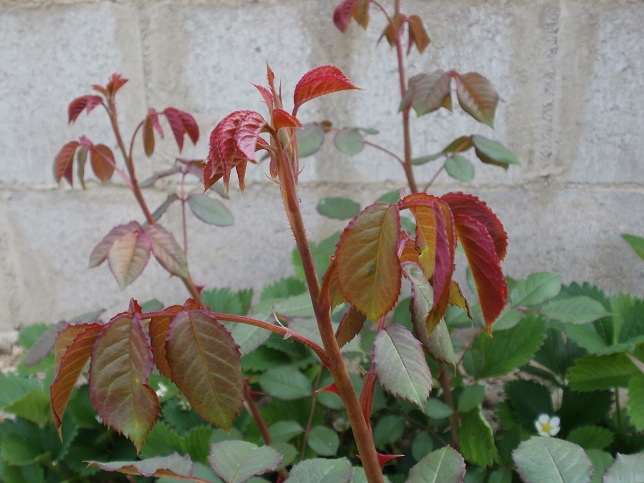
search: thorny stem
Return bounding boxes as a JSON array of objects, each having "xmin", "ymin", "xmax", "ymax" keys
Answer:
[
  {"xmin": 210, "ymin": 312, "xmax": 333, "ymax": 367},
  {"xmin": 383, "ymin": 0, "xmax": 465, "ymax": 450},
  {"xmin": 108, "ymin": 109, "xmax": 154, "ymax": 225},
  {"xmin": 243, "ymin": 382, "xmax": 290, "ymax": 480},
  {"xmin": 392, "ymin": 0, "xmax": 419, "ymax": 194},
  {"xmin": 273, "ymin": 134, "xmax": 384, "ymax": 482}
]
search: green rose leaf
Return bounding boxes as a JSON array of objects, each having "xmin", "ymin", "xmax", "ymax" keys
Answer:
[
  {"xmin": 208, "ymin": 441, "xmax": 282, "ymax": 483},
  {"xmin": 513, "ymin": 437, "xmax": 592, "ymax": 483},
  {"xmin": 407, "ymin": 446, "xmax": 466, "ymax": 483},
  {"xmin": 445, "ymin": 155, "xmax": 475, "ymax": 182},
  {"xmin": 187, "ymin": 194, "xmax": 234, "ymax": 227},
  {"xmin": 285, "ymin": 458, "xmax": 353, "ymax": 483}
]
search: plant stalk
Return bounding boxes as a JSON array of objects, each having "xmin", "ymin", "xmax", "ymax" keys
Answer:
[
  {"xmin": 274, "ymin": 140, "xmax": 384, "ymax": 482},
  {"xmin": 392, "ymin": 0, "xmax": 418, "ymax": 194},
  {"xmin": 439, "ymin": 366, "xmax": 459, "ymax": 449},
  {"xmin": 243, "ymin": 382, "xmax": 289, "ymax": 480},
  {"xmin": 107, "ymin": 102, "xmax": 207, "ymax": 308}
]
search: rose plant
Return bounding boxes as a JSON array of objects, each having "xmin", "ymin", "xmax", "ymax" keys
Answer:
[{"xmin": 12, "ymin": 1, "xmax": 640, "ymax": 482}]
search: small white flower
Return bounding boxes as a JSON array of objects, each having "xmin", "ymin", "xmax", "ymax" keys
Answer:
[
  {"xmin": 155, "ymin": 382, "xmax": 168, "ymax": 398},
  {"xmin": 535, "ymin": 414, "xmax": 560, "ymax": 437}
]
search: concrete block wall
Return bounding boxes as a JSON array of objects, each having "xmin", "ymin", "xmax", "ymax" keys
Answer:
[{"xmin": 1, "ymin": 0, "xmax": 642, "ymax": 337}]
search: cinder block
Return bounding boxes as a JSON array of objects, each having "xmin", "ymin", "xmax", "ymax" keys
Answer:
[
  {"xmin": 560, "ymin": 2, "xmax": 644, "ymax": 183},
  {"xmin": 479, "ymin": 187, "xmax": 644, "ymax": 294},
  {"xmin": 0, "ymin": 3, "xmax": 146, "ymax": 185}
]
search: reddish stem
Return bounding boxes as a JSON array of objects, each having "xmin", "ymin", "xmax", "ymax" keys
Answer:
[
  {"xmin": 243, "ymin": 382, "xmax": 289, "ymax": 480},
  {"xmin": 273, "ymin": 132, "xmax": 384, "ymax": 482},
  {"xmin": 210, "ymin": 312, "xmax": 333, "ymax": 367}
]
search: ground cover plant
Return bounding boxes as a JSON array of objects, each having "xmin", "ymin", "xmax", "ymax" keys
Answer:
[{"xmin": 2, "ymin": 1, "xmax": 642, "ymax": 482}]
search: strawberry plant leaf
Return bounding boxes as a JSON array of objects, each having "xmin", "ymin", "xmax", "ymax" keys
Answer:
[
  {"xmin": 445, "ymin": 155, "xmax": 474, "ymax": 182},
  {"xmin": 568, "ymin": 353, "xmax": 638, "ymax": 391},
  {"xmin": 628, "ymin": 374, "xmax": 644, "ymax": 431},
  {"xmin": 453, "ymin": 214, "xmax": 507, "ymax": 330},
  {"xmin": 400, "ymin": 71, "xmax": 452, "ymax": 116},
  {"xmin": 68, "ymin": 95, "xmax": 103, "ymax": 124},
  {"xmin": 458, "ymin": 407, "xmax": 498, "ymax": 467},
  {"xmin": 107, "ymin": 227, "xmax": 152, "ymax": 289},
  {"xmin": 87, "ymin": 453, "xmax": 208, "ymax": 481},
  {"xmin": 334, "ymin": 127, "xmax": 364, "ymax": 155},
  {"xmin": 297, "ymin": 123, "xmax": 326, "ymax": 157},
  {"xmin": 454, "ymin": 72, "xmax": 499, "ymax": 127},
  {"xmin": 187, "ymin": 193, "xmax": 234, "ymax": 226},
  {"xmin": 208, "ymin": 441, "xmax": 282, "ymax": 483},
  {"xmin": 293, "ymin": 65, "xmax": 359, "ymax": 113},
  {"xmin": 336, "ymin": 203, "xmax": 401, "ymax": 321},
  {"xmin": 541, "ymin": 296, "xmax": 611, "ymax": 324},
  {"xmin": 89, "ymin": 312, "xmax": 158, "ymax": 451},
  {"xmin": 90, "ymin": 144, "xmax": 115, "ymax": 182},
  {"xmin": 622, "ymin": 233, "xmax": 644, "ymax": 261},
  {"xmin": 373, "ymin": 324, "xmax": 432, "ymax": 408},
  {"xmin": 317, "ymin": 197, "xmax": 361, "ymax": 220},
  {"xmin": 510, "ymin": 272, "xmax": 561, "ymax": 306},
  {"xmin": 472, "ymin": 135, "xmax": 520, "ymax": 168},
  {"xmin": 50, "ymin": 323, "xmax": 103, "ymax": 434},
  {"xmin": 407, "ymin": 446, "xmax": 466, "ymax": 483},
  {"xmin": 463, "ymin": 315, "xmax": 547, "ymax": 379},
  {"xmin": 145, "ymin": 223, "xmax": 189, "ymax": 278},
  {"xmin": 286, "ymin": 457, "xmax": 353, "ymax": 483},
  {"xmin": 53, "ymin": 141, "xmax": 80, "ymax": 185},
  {"xmin": 457, "ymin": 384, "xmax": 486, "ymax": 413},
  {"xmin": 566, "ymin": 426, "xmax": 615, "ymax": 451},
  {"xmin": 513, "ymin": 437, "xmax": 592, "ymax": 483},
  {"xmin": 166, "ymin": 310, "xmax": 243, "ymax": 430}
]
